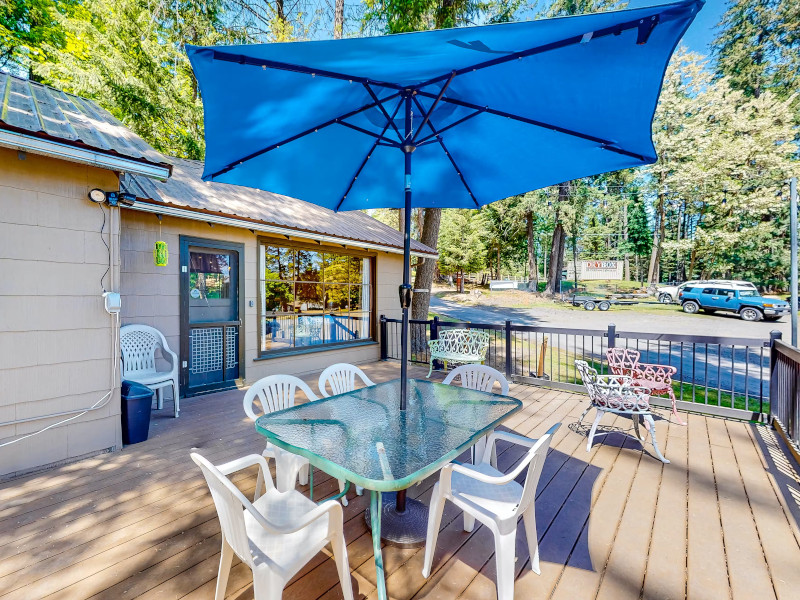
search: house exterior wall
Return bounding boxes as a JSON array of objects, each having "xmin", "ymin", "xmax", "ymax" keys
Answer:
[
  {"xmin": 0, "ymin": 147, "xmax": 122, "ymax": 478},
  {"xmin": 120, "ymin": 209, "xmax": 403, "ymax": 395}
]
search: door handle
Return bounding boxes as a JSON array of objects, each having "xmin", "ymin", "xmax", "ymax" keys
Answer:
[{"xmin": 712, "ymin": 296, "xmax": 719, "ymax": 300}]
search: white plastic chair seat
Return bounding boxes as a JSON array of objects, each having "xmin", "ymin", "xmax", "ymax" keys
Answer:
[
  {"xmin": 127, "ymin": 369, "xmax": 173, "ymax": 386},
  {"xmin": 246, "ymin": 488, "xmax": 329, "ymax": 576},
  {"xmin": 450, "ymin": 462, "xmax": 523, "ymax": 519}
]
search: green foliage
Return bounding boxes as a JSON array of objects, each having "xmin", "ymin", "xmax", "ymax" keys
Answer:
[
  {"xmin": 437, "ymin": 209, "xmax": 487, "ymax": 276},
  {"xmin": 0, "ymin": 0, "xmax": 78, "ymax": 73}
]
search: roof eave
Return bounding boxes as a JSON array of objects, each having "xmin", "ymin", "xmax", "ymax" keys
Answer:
[
  {"xmin": 0, "ymin": 128, "xmax": 171, "ymax": 180},
  {"xmin": 126, "ymin": 199, "xmax": 439, "ymax": 259}
]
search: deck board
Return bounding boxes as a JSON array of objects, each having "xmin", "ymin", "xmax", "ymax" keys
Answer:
[{"xmin": 1, "ymin": 361, "xmax": 799, "ymax": 600}]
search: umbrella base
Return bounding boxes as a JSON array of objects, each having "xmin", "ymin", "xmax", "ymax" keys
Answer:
[{"xmin": 365, "ymin": 492, "xmax": 429, "ymax": 548}]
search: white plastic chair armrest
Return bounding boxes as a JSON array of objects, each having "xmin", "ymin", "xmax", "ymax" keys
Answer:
[
  {"xmin": 255, "ymin": 498, "xmax": 344, "ymax": 536},
  {"xmin": 164, "ymin": 346, "xmax": 179, "ymax": 370},
  {"xmin": 442, "ymin": 461, "xmax": 519, "ymax": 487},
  {"xmin": 480, "ymin": 430, "xmax": 536, "ymax": 464},
  {"xmin": 216, "ymin": 454, "xmax": 271, "ymax": 477}
]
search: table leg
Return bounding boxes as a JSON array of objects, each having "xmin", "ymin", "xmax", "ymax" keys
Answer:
[{"xmin": 370, "ymin": 490, "xmax": 388, "ymax": 600}]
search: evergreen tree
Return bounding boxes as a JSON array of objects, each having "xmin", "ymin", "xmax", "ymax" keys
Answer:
[{"xmin": 437, "ymin": 209, "xmax": 487, "ymax": 292}]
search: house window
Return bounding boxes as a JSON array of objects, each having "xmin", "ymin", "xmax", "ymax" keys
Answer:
[{"xmin": 259, "ymin": 242, "xmax": 373, "ymax": 355}]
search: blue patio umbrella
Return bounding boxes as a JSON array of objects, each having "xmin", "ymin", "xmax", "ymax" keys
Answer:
[{"xmin": 186, "ymin": 0, "xmax": 700, "ymax": 548}]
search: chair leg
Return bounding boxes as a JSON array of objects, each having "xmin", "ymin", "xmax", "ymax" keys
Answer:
[
  {"xmin": 644, "ymin": 414, "xmax": 670, "ymax": 464},
  {"xmin": 156, "ymin": 387, "xmax": 164, "ymax": 410},
  {"xmin": 252, "ymin": 569, "xmax": 285, "ymax": 600},
  {"xmin": 427, "ymin": 358, "xmax": 434, "ymax": 378},
  {"xmin": 494, "ymin": 531, "xmax": 517, "ymax": 600},
  {"xmin": 577, "ymin": 404, "xmax": 593, "ymax": 426},
  {"xmin": 523, "ymin": 507, "xmax": 540, "ymax": 575},
  {"xmin": 587, "ymin": 409, "xmax": 604, "ymax": 452},
  {"xmin": 669, "ymin": 387, "xmax": 686, "ymax": 425},
  {"xmin": 331, "ymin": 531, "xmax": 355, "ymax": 600},
  {"xmin": 632, "ymin": 416, "xmax": 646, "ymax": 443},
  {"xmin": 172, "ymin": 381, "xmax": 180, "ymax": 418},
  {"xmin": 298, "ymin": 462, "xmax": 309, "ymax": 486},
  {"xmin": 215, "ymin": 539, "xmax": 234, "ymax": 600},
  {"xmin": 422, "ymin": 483, "xmax": 445, "ymax": 578},
  {"xmin": 356, "ymin": 485, "xmax": 363, "ymax": 496},
  {"xmin": 463, "ymin": 512, "xmax": 476, "ymax": 533},
  {"xmin": 338, "ymin": 479, "xmax": 348, "ymax": 506}
]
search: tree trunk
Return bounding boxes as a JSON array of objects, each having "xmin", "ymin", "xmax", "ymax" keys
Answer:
[
  {"xmin": 647, "ymin": 190, "xmax": 666, "ymax": 284},
  {"xmin": 526, "ymin": 210, "xmax": 539, "ymax": 292},
  {"xmin": 334, "ymin": 0, "xmax": 344, "ymax": 38},
  {"xmin": 496, "ymin": 245, "xmax": 501, "ymax": 279},
  {"xmin": 398, "ymin": 209, "xmax": 404, "ymax": 234},
  {"xmin": 572, "ymin": 233, "xmax": 579, "ymax": 291},
  {"xmin": 622, "ymin": 203, "xmax": 630, "ymax": 281},
  {"xmin": 544, "ymin": 183, "xmax": 569, "ymax": 295},
  {"xmin": 411, "ymin": 208, "xmax": 442, "ymax": 322}
]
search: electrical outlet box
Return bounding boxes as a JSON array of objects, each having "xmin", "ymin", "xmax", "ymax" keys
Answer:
[{"xmin": 102, "ymin": 292, "xmax": 121, "ymax": 314}]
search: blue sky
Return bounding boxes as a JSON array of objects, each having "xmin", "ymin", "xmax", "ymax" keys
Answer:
[{"xmin": 628, "ymin": 0, "xmax": 727, "ymax": 56}]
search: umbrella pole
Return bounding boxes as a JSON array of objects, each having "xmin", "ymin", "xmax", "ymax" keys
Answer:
[{"xmin": 365, "ymin": 94, "xmax": 428, "ymax": 547}]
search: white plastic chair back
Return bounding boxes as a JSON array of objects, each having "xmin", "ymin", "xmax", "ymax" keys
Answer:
[
  {"xmin": 515, "ymin": 423, "xmax": 560, "ymax": 516},
  {"xmin": 243, "ymin": 375, "xmax": 318, "ymax": 421},
  {"xmin": 443, "ymin": 364, "xmax": 510, "ymax": 395},
  {"xmin": 318, "ymin": 363, "xmax": 376, "ymax": 397},
  {"xmin": 120, "ymin": 325, "xmax": 167, "ymax": 376},
  {"xmin": 191, "ymin": 453, "xmax": 270, "ymax": 568}
]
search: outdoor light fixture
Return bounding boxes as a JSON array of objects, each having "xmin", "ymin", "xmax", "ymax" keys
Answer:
[
  {"xmin": 88, "ymin": 188, "xmax": 107, "ymax": 203},
  {"xmin": 106, "ymin": 191, "xmax": 136, "ymax": 207}
]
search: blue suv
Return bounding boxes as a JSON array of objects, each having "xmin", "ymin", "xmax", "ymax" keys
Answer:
[{"xmin": 678, "ymin": 286, "xmax": 789, "ymax": 322}]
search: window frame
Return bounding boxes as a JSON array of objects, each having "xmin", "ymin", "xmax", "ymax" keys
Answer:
[{"xmin": 256, "ymin": 237, "xmax": 377, "ymax": 359}]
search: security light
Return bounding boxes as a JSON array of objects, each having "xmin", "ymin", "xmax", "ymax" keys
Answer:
[{"xmin": 88, "ymin": 188, "xmax": 107, "ymax": 203}]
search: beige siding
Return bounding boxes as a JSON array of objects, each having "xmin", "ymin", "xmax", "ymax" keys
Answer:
[
  {"xmin": 0, "ymin": 148, "xmax": 122, "ymax": 478},
  {"xmin": 119, "ymin": 209, "xmax": 404, "ymax": 395}
]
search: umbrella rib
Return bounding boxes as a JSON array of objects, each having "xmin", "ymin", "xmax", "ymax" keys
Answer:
[
  {"xmin": 414, "ymin": 90, "xmax": 650, "ymax": 161},
  {"xmin": 414, "ymin": 108, "xmax": 485, "ymax": 145},
  {"xmin": 363, "ymin": 83, "xmax": 403, "ymax": 141},
  {"xmin": 412, "ymin": 9, "xmax": 673, "ymax": 90},
  {"xmin": 208, "ymin": 49, "xmax": 404, "ymax": 91},
  {"xmin": 413, "ymin": 97, "xmax": 480, "ymax": 209},
  {"xmin": 335, "ymin": 97, "xmax": 405, "ymax": 212},
  {"xmin": 337, "ymin": 120, "xmax": 399, "ymax": 145},
  {"xmin": 411, "ymin": 72, "xmax": 456, "ymax": 144},
  {"xmin": 207, "ymin": 92, "xmax": 401, "ymax": 180}
]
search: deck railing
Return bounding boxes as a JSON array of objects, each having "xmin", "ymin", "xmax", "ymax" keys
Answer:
[
  {"xmin": 380, "ymin": 315, "xmax": 781, "ymax": 421},
  {"xmin": 769, "ymin": 340, "xmax": 800, "ymax": 459}
]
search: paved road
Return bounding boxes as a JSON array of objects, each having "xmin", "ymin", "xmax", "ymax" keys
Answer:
[{"xmin": 429, "ymin": 296, "xmax": 786, "ymax": 407}]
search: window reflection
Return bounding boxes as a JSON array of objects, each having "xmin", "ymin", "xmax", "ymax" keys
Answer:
[{"xmin": 259, "ymin": 243, "xmax": 372, "ymax": 354}]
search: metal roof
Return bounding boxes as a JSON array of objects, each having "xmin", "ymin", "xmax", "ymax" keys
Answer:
[
  {"xmin": 0, "ymin": 72, "xmax": 170, "ymax": 171},
  {"xmin": 124, "ymin": 157, "xmax": 437, "ymax": 256}
]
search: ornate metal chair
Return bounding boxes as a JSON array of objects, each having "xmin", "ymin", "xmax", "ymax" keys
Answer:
[
  {"xmin": 575, "ymin": 360, "xmax": 669, "ymax": 463},
  {"xmin": 606, "ymin": 347, "xmax": 685, "ymax": 425},
  {"xmin": 427, "ymin": 328, "xmax": 490, "ymax": 377}
]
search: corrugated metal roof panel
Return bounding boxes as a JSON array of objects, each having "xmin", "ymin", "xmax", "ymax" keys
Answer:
[
  {"xmin": 0, "ymin": 72, "xmax": 169, "ymax": 169},
  {"xmin": 125, "ymin": 157, "xmax": 437, "ymax": 255}
]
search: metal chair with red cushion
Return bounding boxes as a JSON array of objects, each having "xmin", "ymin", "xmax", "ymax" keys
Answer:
[{"xmin": 606, "ymin": 347, "xmax": 685, "ymax": 425}]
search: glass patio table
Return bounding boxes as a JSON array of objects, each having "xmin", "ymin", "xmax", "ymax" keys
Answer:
[{"xmin": 255, "ymin": 377, "xmax": 521, "ymax": 600}]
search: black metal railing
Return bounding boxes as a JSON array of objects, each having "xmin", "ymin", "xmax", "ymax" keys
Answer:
[
  {"xmin": 770, "ymin": 340, "xmax": 800, "ymax": 455},
  {"xmin": 380, "ymin": 315, "xmax": 780, "ymax": 420}
]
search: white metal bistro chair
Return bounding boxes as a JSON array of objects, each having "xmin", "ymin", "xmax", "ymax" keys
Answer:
[
  {"xmin": 443, "ymin": 364, "xmax": 510, "ymax": 467},
  {"xmin": 120, "ymin": 324, "xmax": 180, "ymax": 417},
  {"xmin": 318, "ymin": 363, "xmax": 376, "ymax": 497},
  {"xmin": 318, "ymin": 363, "xmax": 376, "ymax": 397},
  {"xmin": 422, "ymin": 424, "xmax": 561, "ymax": 600},
  {"xmin": 191, "ymin": 452, "xmax": 354, "ymax": 600},
  {"xmin": 575, "ymin": 360, "xmax": 669, "ymax": 464},
  {"xmin": 243, "ymin": 374, "xmax": 350, "ymax": 505}
]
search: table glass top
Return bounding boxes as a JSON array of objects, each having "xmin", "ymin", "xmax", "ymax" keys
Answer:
[{"xmin": 255, "ymin": 378, "xmax": 522, "ymax": 491}]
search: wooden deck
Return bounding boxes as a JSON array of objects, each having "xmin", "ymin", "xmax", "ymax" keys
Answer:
[{"xmin": 1, "ymin": 361, "xmax": 800, "ymax": 600}]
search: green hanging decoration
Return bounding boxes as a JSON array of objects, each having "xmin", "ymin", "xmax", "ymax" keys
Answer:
[{"xmin": 153, "ymin": 216, "xmax": 168, "ymax": 266}]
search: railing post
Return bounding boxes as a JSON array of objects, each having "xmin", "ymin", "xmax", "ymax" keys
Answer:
[
  {"xmin": 768, "ymin": 330, "xmax": 782, "ymax": 419},
  {"xmin": 431, "ymin": 316, "xmax": 441, "ymax": 370},
  {"xmin": 380, "ymin": 315, "xmax": 388, "ymax": 361},
  {"xmin": 607, "ymin": 323, "xmax": 616, "ymax": 348},
  {"xmin": 505, "ymin": 320, "xmax": 513, "ymax": 378}
]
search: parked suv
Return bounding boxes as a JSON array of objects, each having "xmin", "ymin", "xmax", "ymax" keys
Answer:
[
  {"xmin": 656, "ymin": 279, "xmax": 757, "ymax": 304},
  {"xmin": 678, "ymin": 286, "xmax": 789, "ymax": 321}
]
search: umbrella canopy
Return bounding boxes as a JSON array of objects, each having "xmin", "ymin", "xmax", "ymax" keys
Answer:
[{"xmin": 187, "ymin": 0, "xmax": 702, "ymax": 211}]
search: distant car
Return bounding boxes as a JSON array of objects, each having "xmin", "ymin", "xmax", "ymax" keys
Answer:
[
  {"xmin": 678, "ymin": 286, "xmax": 789, "ymax": 321},
  {"xmin": 656, "ymin": 279, "xmax": 757, "ymax": 304}
]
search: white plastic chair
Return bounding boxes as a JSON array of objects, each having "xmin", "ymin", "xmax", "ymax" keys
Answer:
[
  {"xmin": 317, "ymin": 363, "xmax": 376, "ymax": 497},
  {"xmin": 120, "ymin": 324, "xmax": 180, "ymax": 417},
  {"xmin": 443, "ymin": 364, "xmax": 510, "ymax": 467},
  {"xmin": 318, "ymin": 363, "xmax": 376, "ymax": 397},
  {"xmin": 191, "ymin": 452, "xmax": 354, "ymax": 600},
  {"xmin": 421, "ymin": 424, "xmax": 561, "ymax": 600},
  {"xmin": 243, "ymin": 374, "xmax": 350, "ymax": 505}
]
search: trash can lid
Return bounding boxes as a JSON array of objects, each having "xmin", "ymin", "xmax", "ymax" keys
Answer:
[{"xmin": 121, "ymin": 380, "xmax": 154, "ymax": 399}]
